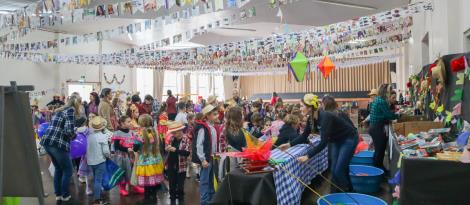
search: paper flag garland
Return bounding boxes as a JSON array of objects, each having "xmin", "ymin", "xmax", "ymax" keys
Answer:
[
  {"xmin": 429, "ymin": 101, "xmax": 436, "ymax": 110},
  {"xmin": 451, "ymin": 88, "xmax": 463, "ymax": 102},
  {"xmin": 457, "ymin": 73, "xmax": 465, "ymax": 85},
  {"xmin": 457, "ymin": 119, "xmax": 463, "ymax": 131},
  {"xmin": 288, "ymin": 52, "xmax": 309, "ymax": 82},
  {"xmin": 317, "ymin": 55, "xmax": 335, "ymax": 78},
  {"xmin": 453, "ymin": 103, "xmax": 462, "ymax": 116},
  {"xmin": 445, "ymin": 111, "xmax": 452, "ymax": 125},
  {"xmin": 436, "ymin": 104, "xmax": 444, "ymax": 114}
]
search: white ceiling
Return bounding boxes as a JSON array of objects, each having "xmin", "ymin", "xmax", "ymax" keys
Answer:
[
  {"xmin": 0, "ymin": 0, "xmax": 36, "ymax": 11},
  {"xmin": 17, "ymin": 0, "xmax": 410, "ymax": 48}
]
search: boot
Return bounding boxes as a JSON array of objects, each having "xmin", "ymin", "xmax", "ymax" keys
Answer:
[
  {"xmin": 170, "ymin": 199, "xmax": 176, "ymax": 205},
  {"xmin": 133, "ymin": 185, "xmax": 145, "ymax": 194},
  {"xmin": 119, "ymin": 182, "xmax": 129, "ymax": 196}
]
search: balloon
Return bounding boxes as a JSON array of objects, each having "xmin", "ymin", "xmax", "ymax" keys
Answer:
[
  {"xmin": 37, "ymin": 122, "xmax": 49, "ymax": 138},
  {"xmin": 70, "ymin": 133, "xmax": 87, "ymax": 159},
  {"xmin": 194, "ymin": 104, "xmax": 202, "ymax": 113}
]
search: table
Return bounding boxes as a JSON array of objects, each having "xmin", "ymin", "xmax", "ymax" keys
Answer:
[
  {"xmin": 271, "ymin": 137, "xmax": 328, "ymax": 205},
  {"xmin": 210, "ymin": 168, "xmax": 277, "ymax": 205},
  {"xmin": 212, "ymin": 137, "xmax": 328, "ymax": 205}
]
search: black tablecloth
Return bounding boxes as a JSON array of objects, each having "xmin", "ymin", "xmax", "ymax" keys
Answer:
[
  {"xmin": 400, "ymin": 158, "xmax": 470, "ymax": 205},
  {"xmin": 210, "ymin": 168, "xmax": 277, "ymax": 205}
]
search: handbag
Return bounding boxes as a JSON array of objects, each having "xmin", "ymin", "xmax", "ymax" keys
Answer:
[{"xmin": 102, "ymin": 159, "xmax": 125, "ymax": 191}]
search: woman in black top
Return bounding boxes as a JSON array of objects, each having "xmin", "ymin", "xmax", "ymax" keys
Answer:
[{"xmin": 282, "ymin": 96, "xmax": 358, "ymax": 192}]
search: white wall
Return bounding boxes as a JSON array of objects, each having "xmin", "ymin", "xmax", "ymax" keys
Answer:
[
  {"xmin": 0, "ymin": 30, "xmax": 133, "ymax": 107},
  {"xmin": 407, "ymin": 0, "xmax": 470, "ymax": 74}
]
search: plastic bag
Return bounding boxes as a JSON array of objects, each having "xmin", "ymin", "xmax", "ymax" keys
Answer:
[{"xmin": 102, "ymin": 159, "xmax": 125, "ymax": 191}]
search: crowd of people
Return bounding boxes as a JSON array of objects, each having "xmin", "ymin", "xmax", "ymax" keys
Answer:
[{"xmin": 37, "ymin": 83, "xmax": 399, "ymax": 205}]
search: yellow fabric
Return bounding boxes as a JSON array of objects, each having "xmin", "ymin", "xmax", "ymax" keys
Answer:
[{"xmin": 135, "ymin": 163, "xmax": 164, "ymax": 177}]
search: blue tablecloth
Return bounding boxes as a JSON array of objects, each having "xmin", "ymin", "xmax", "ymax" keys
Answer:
[{"xmin": 271, "ymin": 137, "xmax": 328, "ymax": 205}]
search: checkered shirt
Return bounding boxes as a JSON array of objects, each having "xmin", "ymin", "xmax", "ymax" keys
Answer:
[
  {"xmin": 271, "ymin": 137, "xmax": 328, "ymax": 205},
  {"xmin": 40, "ymin": 107, "xmax": 76, "ymax": 151}
]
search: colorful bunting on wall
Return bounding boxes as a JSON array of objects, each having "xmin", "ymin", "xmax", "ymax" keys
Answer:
[
  {"xmin": 450, "ymin": 56, "xmax": 467, "ymax": 73},
  {"xmin": 457, "ymin": 73, "xmax": 465, "ymax": 85},
  {"xmin": 451, "ymin": 88, "xmax": 463, "ymax": 102},
  {"xmin": 288, "ymin": 52, "xmax": 309, "ymax": 82}
]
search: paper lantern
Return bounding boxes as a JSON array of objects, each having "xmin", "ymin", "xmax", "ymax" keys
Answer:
[
  {"xmin": 288, "ymin": 52, "xmax": 309, "ymax": 82},
  {"xmin": 317, "ymin": 56, "xmax": 335, "ymax": 78}
]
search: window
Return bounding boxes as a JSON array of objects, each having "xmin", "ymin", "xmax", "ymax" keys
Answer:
[
  {"xmin": 190, "ymin": 74, "xmax": 224, "ymax": 101},
  {"xmin": 136, "ymin": 68, "xmax": 154, "ymax": 100},
  {"xmin": 162, "ymin": 71, "xmax": 183, "ymax": 101}
]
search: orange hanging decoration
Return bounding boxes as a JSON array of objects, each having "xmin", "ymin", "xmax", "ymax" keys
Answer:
[{"xmin": 317, "ymin": 56, "xmax": 335, "ymax": 79}]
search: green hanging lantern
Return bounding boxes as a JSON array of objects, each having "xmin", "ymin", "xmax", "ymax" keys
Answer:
[{"xmin": 288, "ymin": 52, "xmax": 309, "ymax": 82}]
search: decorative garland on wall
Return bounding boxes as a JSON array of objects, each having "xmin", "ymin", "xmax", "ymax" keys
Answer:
[{"xmin": 103, "ymin": 73, "xmax": 126, "ymax": 84}]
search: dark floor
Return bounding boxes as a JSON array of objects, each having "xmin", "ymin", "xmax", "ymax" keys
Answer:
[{"xmin": 34, "ymin": 156, "xmax": 393, "ymax": 205}]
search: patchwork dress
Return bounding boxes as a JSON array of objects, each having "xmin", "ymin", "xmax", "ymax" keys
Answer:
[{"xmin": 135, "ymin": 142, "xmax": 164, "ymax": 186}]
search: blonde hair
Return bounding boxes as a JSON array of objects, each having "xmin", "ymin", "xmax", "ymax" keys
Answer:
[
  {"xmin": 138, "ymin": 114, "xmax": 159, "ymax": 157},
  {"xmin": 55, "ymin": 95, "xmax": 81, "ymax": 116}
]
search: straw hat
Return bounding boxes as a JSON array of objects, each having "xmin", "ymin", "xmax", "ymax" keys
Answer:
[
  {"xmin": 368, "ymin": 89, "xmax": 378, "ymax": 96},
  {"xmin": 90, "ymin": 116, "xmax": 107, "ymax": 131},
  {"xmin": 303, "ymin": 94, "xmax": 319, "ymax": 109},
  {"xmin": 207, "ymin": 95, "xmax": 218, "ymax": 105},
  {"xmin": 167, "ymin": 121, "xmax": 186, "ymax": 134},
  {"xmin": 202, "ymin": 104, "xmax": 217, "ymax": 116}
]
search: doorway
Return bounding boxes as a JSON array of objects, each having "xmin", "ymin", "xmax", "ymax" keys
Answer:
[{"xmin": 68, "ymin": 84, "xmax": 94, "ymax": 102}]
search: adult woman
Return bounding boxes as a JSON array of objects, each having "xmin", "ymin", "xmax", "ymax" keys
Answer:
[
  {"xmin": 276, "ymin": 94, "xmax": 319, "ymax": 147},
  {"xmin": 88, "ymin": 92, "xmax": 100, "ymax": 115},
  {"xmin": 369, "ymin": 84, "xmax": 398, "ymax": 170},
  {"xmin": 98, "ymin": 88, "xmax": 115, "ymax": 131},
  {"xmin": 297, "ymin": 96, "xmax": 358, "ymax": 192},
  {"xmin": 40, "ymin": 95, "xmax": 81, "ymax": 203}
]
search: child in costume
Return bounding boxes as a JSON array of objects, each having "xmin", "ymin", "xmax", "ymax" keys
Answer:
[
  {"xmin": 135, "ymin": 114, "xmax": 165, "ymax": 204},
  {"xmin": 165, "ymin": 121, "xmax": 191, "ymax": 205},
  {"xmin": 192, "ymin": 105, "xmax": 220, "ymax": 205},
  {"xmin": 86, "ymin": 116, "xmax": 111, "ymax": 205},
  {"xmin": 112, "ymin": 116, "xmax": 144, "ymax": 196},
  {"xmin": 157, "ymin": 103, "xmax": 169, "ymax": 139}
]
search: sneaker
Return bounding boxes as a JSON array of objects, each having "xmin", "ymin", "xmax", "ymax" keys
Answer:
[
  {"xmin": 61, "ymin": 195, "xmax": 71, "ymax": 201},
  {"xmin": 92, "ymin": 199, "xmax": 109, "ymax": 205},
  {"xmin": 78, "ymin": 176, "xmax": 87, "ymax": 183},
  {"xmin": 119, "ymin": 188, "xmax": 129, "ymax": 196},
  {"xmin": 86, "ymin": 186, "xmax": 93, "ymax": 195},
  {"xmin": 55, "ymin": 196, "xmax": 62, "ymax": 201},
  {"xmin": 132, "ymin": 186, "xmax": 145, "ymax": 194}
]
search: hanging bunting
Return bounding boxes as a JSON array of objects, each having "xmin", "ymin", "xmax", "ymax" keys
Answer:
[{"xmin": 450, "ymin": 89, "xmax": 463, "ymax": 102}]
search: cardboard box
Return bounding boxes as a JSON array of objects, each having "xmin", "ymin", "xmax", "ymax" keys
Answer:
[{"xmin": 393, "ymin": 121, "xmax": 444, "ymax": 136}]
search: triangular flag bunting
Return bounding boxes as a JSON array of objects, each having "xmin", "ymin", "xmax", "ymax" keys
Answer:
[
  {"xmin": 457, "ymin": 118, "xmax": 463, "ymax": 131},
  {"xmin": 429, "ymin": 101, "xmax": 436, "ymax": 110},
  {"xmin": 288, "ymin": 52, "xmax": 309, "ymax": 82},
  {"xmin": 317, "ymin": 56, "xmax": 335, "ymax": 78},
  {"xmin": 445, "ymin": 111, "xmax": 452, "ymax": 125},
  {"xmin": 456, "ymin": 72, "xmax": 465, "ymax": 85},
  {"xmin": 453, "ymin": 103, "xmax": 462, "ymax": 116},
  {"xmin": 451, "ymin": 88, "xmax": 463, "ymax": 102},
  {"xmin": 436, "ymin": 104, "xmax": 444, "ymax": 114}
]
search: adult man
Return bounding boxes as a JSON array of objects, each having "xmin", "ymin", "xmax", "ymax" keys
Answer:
[{"xmin": 166, "ymin": 90, "xmax": 178, "ymax": 120}]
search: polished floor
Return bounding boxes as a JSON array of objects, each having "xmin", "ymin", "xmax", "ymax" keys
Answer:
[{"xmin": 27, "ymin": 156, "xmax": 393, "ymax": 205}]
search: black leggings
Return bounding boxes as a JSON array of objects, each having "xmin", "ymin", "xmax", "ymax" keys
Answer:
[
  {"xmin": 369, "ymin": 122, "xmax": 388, "ymax": 170},
  {"xmin": 144, "ymin": 185, "xmax": 160, "ymax": 203}
]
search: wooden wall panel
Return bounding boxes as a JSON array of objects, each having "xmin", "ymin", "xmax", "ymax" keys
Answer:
[{"xmin": 239, "ymin": 61, "xmax": 390, "ymax": 98}]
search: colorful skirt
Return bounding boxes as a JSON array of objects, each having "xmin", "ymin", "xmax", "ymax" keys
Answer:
[
  {"xmin": 111, "ymin": 151, "xmax": 133, "ymax": 181},
  {"xmin": 135, "ymin": 154, "xmax": 164, "ymax": 186}
]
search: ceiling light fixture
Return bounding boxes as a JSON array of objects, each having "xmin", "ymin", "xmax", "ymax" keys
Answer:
[{"xmin": 312, "ymin": 0, "xmax": 377, "ymax": 11}]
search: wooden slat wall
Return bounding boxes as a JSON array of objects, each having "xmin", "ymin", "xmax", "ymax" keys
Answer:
[{"xmin": 240, "ymin": 61, "xmax": 390, "ymax": 97}]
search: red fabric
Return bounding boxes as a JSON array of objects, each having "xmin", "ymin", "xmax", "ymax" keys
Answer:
[
  {"xmin": 224, "ymin": 138, "xmax": 273, "ymax": 161},
  {"xmin": 451, "ymin": 56, "xmax": 467, "ymax": 73},
  {"xmin": 166, "ymin": 96, "xmax": 177, "ymax": 114},
  {"xmin": 270, "ymin": 97, "xmax": 279, "ymax": 106}
]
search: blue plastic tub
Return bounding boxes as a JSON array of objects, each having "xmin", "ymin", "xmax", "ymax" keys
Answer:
[
  {"xmin": 350, "ymin": 151, "xmax": 374, "ymax": 166},
  {"xmin": 349, "ymin": 165, "xmax": 383, "ymax": 194},
  {"xmin": 317, "ymin": 193, "xmax": 387, "ymax": 205}
]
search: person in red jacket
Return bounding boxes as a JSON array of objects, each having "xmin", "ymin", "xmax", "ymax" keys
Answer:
[{"xmin": 166, "ymin": 90, "xmax": 178, "ymax": 121}]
